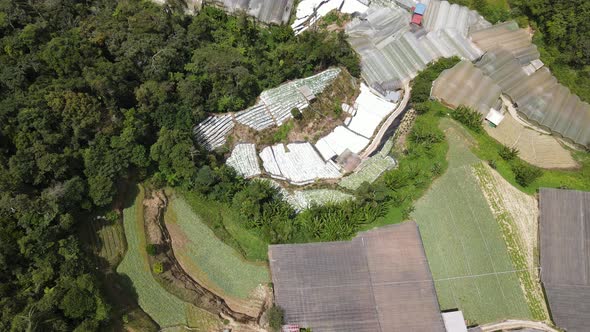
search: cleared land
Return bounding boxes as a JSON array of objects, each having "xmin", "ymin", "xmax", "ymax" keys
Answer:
[
  {"xmin": 485, "ymin": 113, "xmax": 577, "ymax": 169},
  {"xmin": 411, "ymin": 119, "xmax": 532, "ymax": 324},
  {"xmin": 116, "ymin": 186, "xmax": 216, "ymax": 329},
  {"xmin": 165, "ymin": 194, "xmax": 271, "ymax": 317}
]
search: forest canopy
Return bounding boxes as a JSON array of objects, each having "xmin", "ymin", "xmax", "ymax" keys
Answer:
[{"xmin": 0, "ymin": 0, "xmax": 359, "ymax": 330}]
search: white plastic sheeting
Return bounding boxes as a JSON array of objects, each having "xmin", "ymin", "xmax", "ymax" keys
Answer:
[
  {"xmin": 226, "ymin": 143, "xmax": 261, "ymax": 178},
  {"xmin": 234, "ymin": 103, "xmax": 275, "ymax": 131},
  {"xmin": 263, "ymin": 179, "xmax": 353, "ymax": 211},
  {"xmin": 315, "ymin": 126, "xmax": 370, "ymax": 160},
  {"xmin": 347, "ymin": 84, "xmax": 397, "ymax": 138},
  {"xmin": 260, "ymin": 143, "xmax": 341, "ymax": 185},
  {"xmin": 194, "ymin": 114, "xmax": 235, "ymax": 150}
]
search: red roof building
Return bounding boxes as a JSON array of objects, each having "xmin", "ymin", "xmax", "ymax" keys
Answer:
[{"xmin": 411, "ymin": 14, "xmax": 423, "ymax": 25}]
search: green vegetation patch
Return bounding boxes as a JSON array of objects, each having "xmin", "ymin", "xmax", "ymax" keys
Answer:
[
  {"xmin": 411, "ymin": 119, "xmax": 532, "ymax": 324},
  {"xmin": 180, "ymin": 191, "xmax": 269, "ymax": 261},
  {"xmin": 116, "ymin": 186, "xmax": 192, "ymax": 327},
  {"xmin": 167, "ymin": 194, "xmax": 270, "ymax": 299}
]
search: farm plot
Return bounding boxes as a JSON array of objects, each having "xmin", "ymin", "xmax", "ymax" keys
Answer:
[
  {"xmin": 339, "ymin": 139, "xmax": 397, "ymax": 190},
  {"xmin": 165, "ymin": 195, "xmax": 271, "ymax": 316},
  {"xmin": 411, "ymin": 120, "xmax": 532, "ymax": 324},
  {"xmin": 82, "ymin": 215, "xmax": 126, "ymax": 267},
  {"xmin": 116, "ymin": 186, "xmax": 203, "ymax": 328},
  {"xmin": 226, "ymin": 143, "xmax": 261, "ymax": 178},
  {"xmin": 484, "ymin": 113, "xmax": 577, "ymax": 169}
]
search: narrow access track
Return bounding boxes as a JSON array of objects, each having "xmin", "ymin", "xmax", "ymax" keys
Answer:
[
  {"xmin": 479, "ymin": 320, "xmax": 559, "ymax": 332},
  {"xmin": 360, "ymin": 83, "xmax": 411, "ymax": 159}
]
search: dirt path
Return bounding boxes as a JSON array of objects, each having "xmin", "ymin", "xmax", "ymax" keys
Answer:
[
  {"xmin": 480, "ymin": 319, "xmax": 559, "ymax": 332},
  {"xmin": 360, "ymin": 83, "xmax": 410, "ymax": 159}
]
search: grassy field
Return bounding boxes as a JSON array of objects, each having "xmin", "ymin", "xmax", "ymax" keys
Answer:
[
  {"xmin": 166, "ymin": 194, "xmax": 270, "ymax": 300},
  {"xmin": 180, "ymin": 190, "xmax": 269, "ymax": 261},
  {"xmin": 116, "ymin": 185, "xmax": 209, "ymax": 328},
  {"xmin": 411, "ymin": 119, "xmax": 532, "ymax": 324}
]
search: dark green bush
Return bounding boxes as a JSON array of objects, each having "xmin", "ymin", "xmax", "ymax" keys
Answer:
[
  {"xmin": 267, "ymin": 305, "xmax": 284, "ymax": 331},
  {"xmin": 512, "ymin": 162, "xmax": 543, "ymax": 187},
  {"xmin": 451, "ymin": 105, "xmax": 483, "ymax": 133},
  {"xmin": 499, "ymin": 145, "xmax": 519, "ymax": 161}
]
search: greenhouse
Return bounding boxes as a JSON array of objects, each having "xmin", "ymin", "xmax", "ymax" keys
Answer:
[
  {"xmin": 259, "ymin": 143, "xmax": 342, "ymax": 185},
  {"xmin": 234, "ymin": 103, "xmax": 275, "ymax": 131},
  {"xmin": 422, "ymin": 0, "xmax": 490, "ymax": 36},
  {"xmin": 476, "ymin": 48, "xmax": 590, "ymax": 148},
  {"xmin": 315, "ymin": 126, "xmax": 370, "ymax": 161},
  {"xmin": 470, "ymin": 21, "xmax": 540, "ymax": 65},
  {"xmin": 193, "ymin": 114, "xmax": 235, "ymax": 150},
  {"xmin": 226, "ymin": 143, "xmax": 261, "ymax": 178},
  {"xmin": 347, "ymin": 83, "xmax": 398, "ymax": 138},
  {"xmin": 431, "ymin": 60, "xmax": 502, "ymax": 114},
  {"xmin": 346, "ymin": 6, "xmax": 482, "ymax": 88}
]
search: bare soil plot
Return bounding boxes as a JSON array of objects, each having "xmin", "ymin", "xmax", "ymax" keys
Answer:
[
  {"xmin": 411, "ymin": 119, "xmax": 532, "ymax": 324},
  {"xmin": 165, "ymin": 194, "xmax": 271, "ymax": 318},
  {"xmin": 485, "ymin": 113, "xmax": 577, "ymax": 169}
]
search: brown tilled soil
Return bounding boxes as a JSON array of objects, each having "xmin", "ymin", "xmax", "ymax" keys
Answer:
[{"xmin": 485, "ymin": 114, "xmax": 578, "ymax": 169}]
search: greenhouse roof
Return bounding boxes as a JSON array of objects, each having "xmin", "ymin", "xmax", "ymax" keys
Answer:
[
  {"xmin": 540, "ymin": 188, "xmax": 590, "ymax": 332},
  {"xmin": 431, "ymin": 60, "xmax": 502, "ymax": 115},
  {"xmin": 346, "ymin": 6, "xmax": 482, "ymax": 87},
  {"xmin": 470, "ymin": 21, "xmax": 540, "ymax": 65},
  {"xmin": 269, "ymin": 222, "xmax": 445, "ymax": 332},
  {"xmin": 476, "ymin": 48, "xmax": 590, "ymax": 148}
]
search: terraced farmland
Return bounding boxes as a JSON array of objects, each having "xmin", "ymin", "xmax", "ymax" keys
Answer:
[
  {"xmin": 411, "ymin": 119, "xmax": 532, "ymax": 324},
  {"xmin": 165, "ymin": 194, "xmax": 271, "ymax": 316},
  {"xmin": 116, "ymin": 186, "xmax": 200, "ymax": 328}
]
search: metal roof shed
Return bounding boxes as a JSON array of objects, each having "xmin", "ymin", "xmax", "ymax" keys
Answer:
[
  {"xmin": 268, "ymin": 221, "xmax": 445, "ymax": 332},
  {"xmin": 414, "ymin": 3, "xmax": 427, "ymax": 15}
]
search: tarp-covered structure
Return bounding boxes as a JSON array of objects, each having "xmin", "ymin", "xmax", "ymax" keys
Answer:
[
  {"xmin": 431, "ymin": 60, "xmax": 501, "ymax": 114},
  {"xmin": 269, "ymin": 221, "xmax": 445, "ymax": 332},
  {"xmin": 540, "ymin": 188, "xmax": 590, "ymax": 332},
  {"xmin": 346, "ymin": 4, "xmax": 483, "ymax": 89},
  {"xmin": 476, "ymin": 48, "xmax": 590, "ymax": 148},
  {"xmin": 209, "ymin": 0, "xmax": 294, "ymax": 24}
]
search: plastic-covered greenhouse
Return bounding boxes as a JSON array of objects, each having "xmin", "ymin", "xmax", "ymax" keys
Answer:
[
  {"xmin": 345, "ymin": 5, "xmax": 482, "ymax": 88},
  {"xmin": 470, "ymin": 21, "xmax": 540, "ymax": 65},
  {"xmin": 431, "ymin": 60, "xmax": 502, "ymax": 114},
  {"xmin": 476, "ymin": 48, "xmax": 590, "ymax": 148}
]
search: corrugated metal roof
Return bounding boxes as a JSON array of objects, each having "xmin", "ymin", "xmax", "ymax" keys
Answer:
[
  {"xmin": 269, "ymin": 222, "xmax": 445, "ymax": 332},
  {"xmin": 414, "ymin": 3, "xmax": 427, "ymax": 15},
  {"xmin": 540, "ymin": 188, "xmax": 590, "ymax": 332}
]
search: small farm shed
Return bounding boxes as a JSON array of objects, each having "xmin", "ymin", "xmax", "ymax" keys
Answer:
[
  {"xmin": 442, "ymin": 310, "xmax": 467, "ymax": 332},
  {"xmin": 268, "ymin": 221, "xmax": 445, "ymax": 332},
  {"xmin": 539, "ymin": 188, "xmax": 590, "ymax": 332}
]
